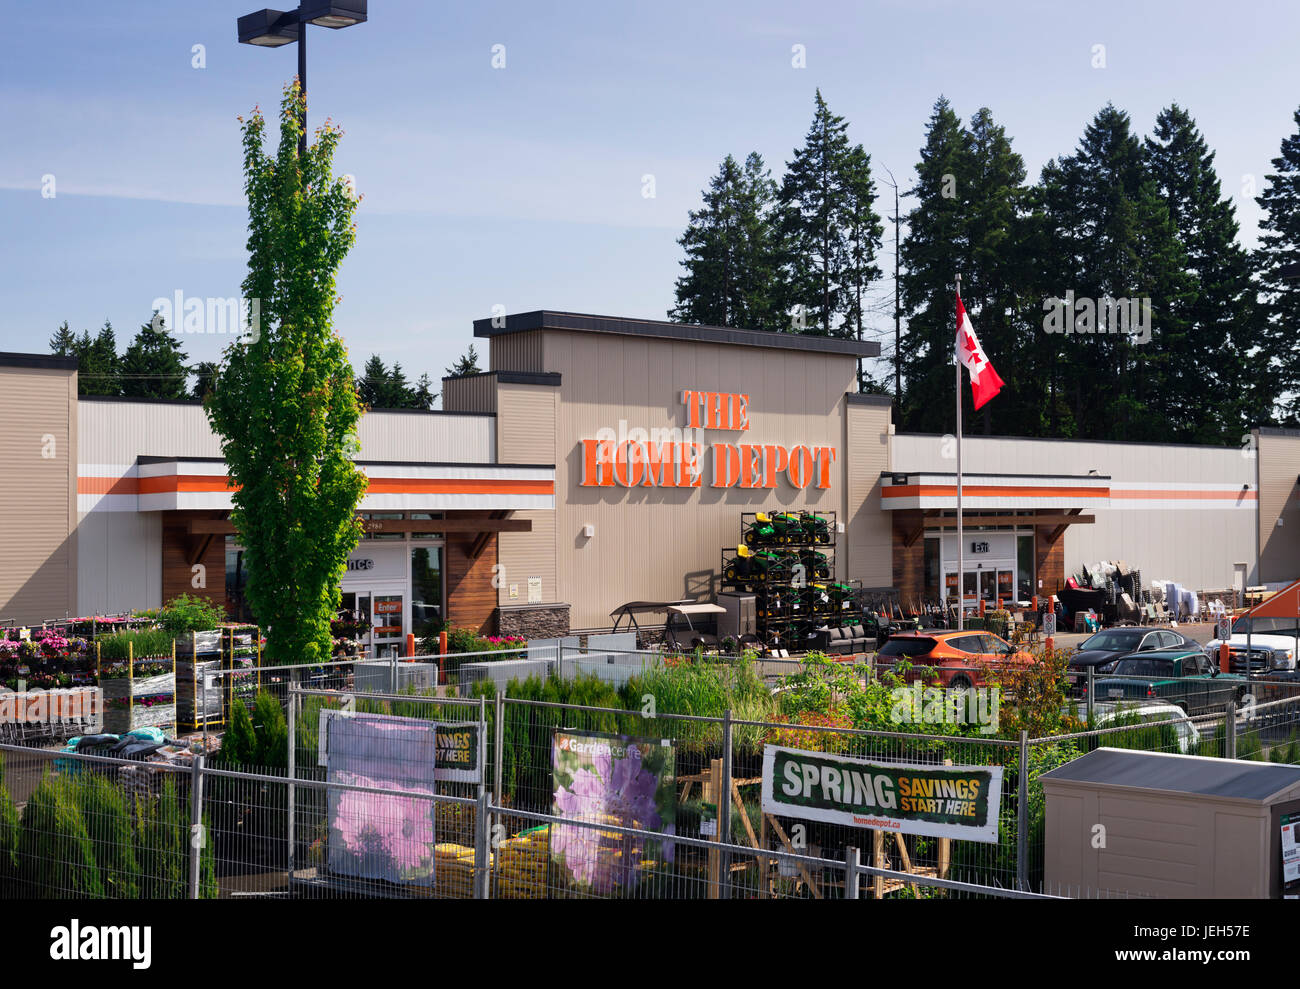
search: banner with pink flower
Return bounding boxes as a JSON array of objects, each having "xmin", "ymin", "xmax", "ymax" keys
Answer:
[
  {"xmin": 551, "ymin": 730, "xmax": 676, "ymax": 894},
  {"xmin": 326, "ymin": 713, "xmax": 439, "ymax": 885}
]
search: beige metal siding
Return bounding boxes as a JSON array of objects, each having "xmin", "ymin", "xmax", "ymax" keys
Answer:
[
  {"xmin": 496, "ymin": 383, "xmax": 559, "ymax": 607},
  {"xmin": 536, "ymin": 330, "xmax": 857, "ymax": 630},
  {"xmin": 489, "ymin": 331, "xmax": 544, "ymax": 373},
  {"xmin": 892, "ymin": 433, "xmax": 1257, "ymax": 592},
  {"xmin": 1257, "ymin": 430, "xmax": 1300, "ymax": 584},
  {"xmin": 358, "ymin": 411, "xmax": 494, "ymax": 463},
  {"xmin": 76, "ymin": 510, "xmax": 162, "ymax": 614},
  {"xmin": 1, "ymin": 365, "xmax": 77, "ymax": 622},
  {"xmin": 845, "ymin": 402, "xmax": 892, "ymax": 587},
  {"xmin": 78, "ymin": 399, "xmax": 494, "ymax": 465},
  {"xmin": 442, "ymin": 374, "xmax": 497, "ymax": 414}
]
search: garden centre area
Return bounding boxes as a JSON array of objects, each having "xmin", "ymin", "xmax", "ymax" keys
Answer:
[{"xmin": 5, "ymin": 591, "xmax": 1300, "ymax": 899}]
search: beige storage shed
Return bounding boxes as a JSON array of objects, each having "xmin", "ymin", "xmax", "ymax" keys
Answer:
[{"xmin": 1042, "ymin": 748, "xmax": 1300, "ymax": 898}]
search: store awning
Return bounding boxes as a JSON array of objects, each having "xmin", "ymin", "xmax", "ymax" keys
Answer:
[
  {"xmin": 78, "ymin": 457, "xmax": 556, "ymax": 513},
  {"xmin": 880, "ymin": 471, "xmax": 1111, "ymax": 512}
]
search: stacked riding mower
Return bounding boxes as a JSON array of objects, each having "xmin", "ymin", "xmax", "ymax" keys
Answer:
[{"xmin": 720, "ymin": 509, "xmax": 866, "ymax": 656}]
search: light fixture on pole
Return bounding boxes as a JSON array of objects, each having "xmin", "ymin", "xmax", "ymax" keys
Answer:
[{"xmin": 237, "ymin": 3, "xmax": 368, "ymax": 155}]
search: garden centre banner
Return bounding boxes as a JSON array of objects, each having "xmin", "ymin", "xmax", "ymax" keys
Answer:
[
  {"xmin": 550, "ymin": 730, "xmax": 677, "ymax": 893},
  {"xmin": 324, "ymin": 712, "xmax": 441, "ymax": 885},
  {"xmin": 761, "ymin": 745, "xmax": 1003, "ymax": 844},
  {"xmin": 317, "ymin": 708, "xmax": 483, "ymax": 783}
]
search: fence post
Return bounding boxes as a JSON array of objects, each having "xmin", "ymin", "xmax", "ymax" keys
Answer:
[
  {"xmin": 845, "ymin": 845, "xmax": 860, "ymax": 900},
  {"xmin": 556, "ymin": 641, "xmax": 564, "ymax": 681},
  {"xmin": 493, "ymin": 690, "xmax": 504, "ymax": 806},
  {"xmin": 1086, "ymin": 665, "xmax": 1094, "ymax": 722},
  {"xmin": 287, "ymin": 687, "xmax": 297, "ymax": 894},
  {"xmin": 1225, "ymin": 701, "xmax": 1237, "ymax": 759},
  {"xmin": 720, "ymin": 708, "xmax": 733, "ymax": 900},
  {"xmin": 478, "ymin": 695, "xmax": 487, "ymax": 802},
  {"xmin": 1017, "ymin": 729, "xmax": 1029, "ymax": 892},
  {"xmin": 188, "ymin": 753, "xmax": 206, "ymax": 899},
  {"xmin": 474, "ymin": 790, "xmax": 490, "ymax": 900},
  {"xmin": 390, "ymin": 655, "xmax": 398, "ymax": 693}
]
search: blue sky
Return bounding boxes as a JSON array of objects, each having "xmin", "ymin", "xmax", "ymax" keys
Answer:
[{"xmin": 1, "ymin": 0, "xmax": 1297, "ymax": 389}]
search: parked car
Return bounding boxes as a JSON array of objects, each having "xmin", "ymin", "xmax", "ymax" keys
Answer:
[
  {"xmin": 1203, "ymin": 614, "xmax": 1299, "ymax": 675},
  {"xmin": 1092, "ymin": 648, "xmax": 1248, "ymax": 714},
  {"xmin": 1073, "ymin": 699, "xmax": 1202, "ymax": 753},
  {"xmin": 875, "ymin": 630, "xmax": 1035, "ymax": 689},
  {"xmin": 1066, "ymin": 626, "xmax": 1197, "ymax": 696}
]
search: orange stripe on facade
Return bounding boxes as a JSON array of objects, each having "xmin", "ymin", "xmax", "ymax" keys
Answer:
[
  {"xmin": 1108, "ymin": 488, "xmax": 1257, "ymax": 501},
  {"xmin": 881, "ymin": 484, "xmax": 1108, "ymax": 499},
  {"xmin": 80, "ymin": 474, "xmax": 554, "ymax": 496}
]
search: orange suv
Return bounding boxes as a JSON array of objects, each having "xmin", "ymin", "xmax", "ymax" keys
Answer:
[{"xmin": 874, "ymin": 630, "xmax": 1036, "ymax": 689}]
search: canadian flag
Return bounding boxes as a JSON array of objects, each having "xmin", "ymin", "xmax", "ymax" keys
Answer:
[{"xmin": 956, "ymin": 293, "xmax": 1005, "ymax": 411}]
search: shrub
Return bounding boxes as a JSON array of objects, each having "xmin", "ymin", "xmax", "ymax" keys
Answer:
[
  {"xmin": 97, "ymin": 628, "xmax": 176, "ymax": 662},
  {"xmin": 252, "ymin": 690, "xmax": 288, "ymax": 770},
  {"xmin": 135, "ymin": 776, "xmax": 217, "ymax": 899},
  {"xmin": 70, "ymin": 771, "xmax": 139, "ymax": 898},
  {"xmin": 0, "ymin": 758, "xmax": 19, "ymax": 897},
  {"xmin": 17, "ymin": 775, "xmax": 104, "ymax": 898},
  {"xmin": 156, "ymin": 594, "xmax": 226, "ymax": 636},
  {"xmin": 218, "ymin": 694, "xmax": 258, "ymax": 768}
]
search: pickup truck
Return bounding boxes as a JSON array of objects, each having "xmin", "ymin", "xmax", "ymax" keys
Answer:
[
  {"xmin": 1203, "ymin": 615, "xmax": 1300, "ymax": 675},
  {"xmin": 1092, "ymin": 648, "xmax": 1248, "ymax": 714}
]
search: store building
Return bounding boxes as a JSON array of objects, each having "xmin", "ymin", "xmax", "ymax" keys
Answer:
[{"xmin": 2, "ymin": 320, "xmax": 1298, "ymax": 640}]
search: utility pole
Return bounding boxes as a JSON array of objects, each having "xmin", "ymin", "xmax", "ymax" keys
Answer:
[{"xmin": 882, "ymin": 166, "xmax": 902, "ymax": 404}]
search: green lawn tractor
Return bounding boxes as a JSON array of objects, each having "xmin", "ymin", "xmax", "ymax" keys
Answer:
[{"xmin": 798, "ymin": 511, "xmax": 833, "ymax": 544}]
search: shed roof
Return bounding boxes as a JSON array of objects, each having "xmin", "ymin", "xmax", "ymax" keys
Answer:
[{"xmin": 1041, "ymin": 748, "xmax": 1300, "ymax": 801}]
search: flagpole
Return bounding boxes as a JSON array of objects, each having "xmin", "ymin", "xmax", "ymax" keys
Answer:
[{"xmin": 955, "ymin": 274, "xmax": 963, "ymax": 632}]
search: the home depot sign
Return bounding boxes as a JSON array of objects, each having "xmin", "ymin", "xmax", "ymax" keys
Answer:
[{"xmin": 579, "ymin": 390, "xmax": 837, "ymax": 490}]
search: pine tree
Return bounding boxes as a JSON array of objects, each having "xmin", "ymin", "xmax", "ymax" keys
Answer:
[
  {"xmin": 72, "ymin": 771, "xmax": 139, "ymax": 898},
  {"xmin": 899, "ymin": 96, "xmax": 972, "ymax": 433},
  {"xmin": 1146, "ymin": 104, "xmax": 1264, "ymax": 442},
  {"xmin": 445, "ymin": 344, "xmax": 481, "ymax": 377},
  {"xmin": 670, "ymin": 152, "xmax": 781, "ymax": 331},
  {"xmin": 1254, "ymin": 105, "xmax": 1300, "ymax": 424},
  {"xmin": 778, "ymin": 91, "xmax": 855, "ymax": 335},
  {"xmin": 220, "ymin": 695, "xmax": 258, "ymax": 767},
  {"xmin": 192, "ymin": 360, "xmax": 219, "ymax": 400},
  {"xmin": 1035, "ymin": 104, "xmax": 1190, "ymax": 440},
  {"xmin": 960, "ymin": 108, "xmax": 1032, "ymax": 435},
  {"xmin": 252, "ymin": 689, "xmax": 288, "ymax": 770},
  {"xmin": 838, "ymin": 142, "xmax": 884, "ymax": 384},
  {"xmin": 357, "ymin": 354, "xmax": 391, "ymax": 408},
  {"xmin": 121, "ymin": 315, "xmax": 189, "ymax": 400},
  {"xmin": 49, "ymin": 320, "xmax": 77, "ymax": 355},
  {"xmin": 73, "ymin": 321, "xmax": 123, "ymax": 397},
  {"xmin": 17, "ymin": 776, "xmax": 104, "ymax": 898},
  {"xmin": 412, "ymin": 373, "xmax": 437, "ymax": 410}
]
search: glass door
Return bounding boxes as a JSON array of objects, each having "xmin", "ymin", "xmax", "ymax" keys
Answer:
[{"xmin": 372, "ymin": 594, "xmax": 405, "ymax": 657}]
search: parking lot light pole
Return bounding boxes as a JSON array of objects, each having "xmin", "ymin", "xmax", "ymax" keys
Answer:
[{"xmin": 237, "ymin": 3, "xmax": 368, "ymax": 157}]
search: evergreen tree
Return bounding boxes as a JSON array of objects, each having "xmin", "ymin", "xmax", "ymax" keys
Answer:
[
  {"xmin": 1035, "ymin": 104, "xmax": 1190, "ymax": 440},
  {"xmin": 778, "ymin": 91, "xmax": 855, "ymax": 335},
  {"xmin": 357, "ymin": 354, "xmax": 391, "ymax": 408},
  {"xmin": 252, "ymin": 689, "xmax": 288, "ymax": 770},
  {"xmin": 121, "ymin": 315, "xmax": 189, "ymax": 400},
  {"xmin": 898, "ymin": 97, "xmax": 972, "ymax": 433},
  {"xmin": 0, "ymin": 757, "xmax": 19, "ymax": 897},
  {"xmin": 74, "ymin": 321, "xmax": 123, "ymax": 397},
  {"xmin": 445, "ymin": 344, "xmax": 482, "ymax": 377},
  {"xmin": 1146, "ymin": 104, "xmax": 1264, "ymax": 441},
  {"xmin": 1255, "ymin": 105, "xmax": 1300, "ymax": 424},
  {"xmin": 72, "ymin": 772, "xmax": 139, "ymax": 898},
  {"xmin": 412, "ymin": 373, "xmax": 437, "ymax": 410},
  {"xmin": 670, "ymin": 152, "xmax": 781, "ymax": 330},
  {"xmin": 49, "ymin": 320, "xmax": 77, "ymax": 355},
  {"xmin": 17, "ymin": 776, "xmax": 104, "ymax": 898},
  {"xmin": 839, "ymin": 142, "xmax": 884, "ymax": 384},
  {"xmin": 192, "ymin": 360, "xmax": 219, "ymax": 400}
]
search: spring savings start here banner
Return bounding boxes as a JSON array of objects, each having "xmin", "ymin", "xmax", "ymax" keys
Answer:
[{"xmin": 761, "ymin": 745, "xmax": 1003, "ymax": 843}]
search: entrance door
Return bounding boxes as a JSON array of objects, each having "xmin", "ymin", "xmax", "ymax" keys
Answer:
[{"xmin": 371, "ymin": 594, "xmax": 405, "ymax": 657}]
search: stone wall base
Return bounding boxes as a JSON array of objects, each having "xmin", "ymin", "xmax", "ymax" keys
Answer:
[{"xmin": 495, "ymin": 604, "xmax": 571, "ymax": 639}]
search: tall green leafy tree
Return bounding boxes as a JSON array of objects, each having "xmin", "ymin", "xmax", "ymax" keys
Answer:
[
  {"xmin": 778, "ymin": 91, "xmax": 855, "ymax": 335},
  {"xmin": 121, "ymin": 315, "xmax": 190, "ymax": 399},
  {"xmin": 670, "ymin": 152, "xmax": 781, "ymax": 330},
  {"xmin": 1145, "ymin": 104, "xmax": 1263, "ymax": 441},
  {"xmin": 899, "ymin": 97, "xmax": 972, "ymax": 433},
  {"xmin": 207, "ymin": 83, "xmax": 368, "ymax": 666},
  {"xmin": 1254, "ymin": 106, "xmax": 1300, "ymax": 425}
]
